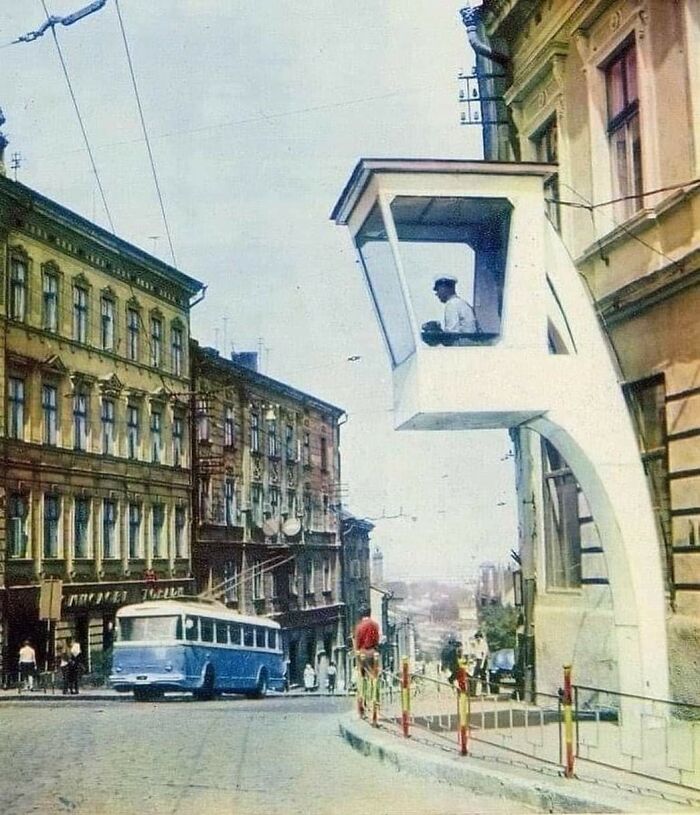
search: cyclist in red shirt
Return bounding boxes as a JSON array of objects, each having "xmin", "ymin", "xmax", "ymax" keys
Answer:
[{"xmin": 353, "ymin": 605, "xmax": 380, "ymax": 682}]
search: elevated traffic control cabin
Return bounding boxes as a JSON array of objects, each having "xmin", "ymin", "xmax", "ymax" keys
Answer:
[{"xmin": 331, "ymin": 159, "xmax": 669, "ymax": 701}]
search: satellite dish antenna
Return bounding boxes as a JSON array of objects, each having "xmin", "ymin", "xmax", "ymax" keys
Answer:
[
  {"xmin": 262, "ymin": 518, "xmax": 280, "ymax": 537},
  {"xmin": 282, "ymin": 518, "xmax": 301, "ymax": 538}
]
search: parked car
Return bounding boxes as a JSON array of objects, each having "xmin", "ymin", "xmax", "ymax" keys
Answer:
[{"xmin": 488, "ymin": 648, "xmax": 515, "ymax": 694}]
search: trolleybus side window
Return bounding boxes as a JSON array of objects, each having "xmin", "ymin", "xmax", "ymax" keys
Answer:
[
  {"xmin": 267, "ymin": 629, "xmax": 277, "ymax": 650},
  {"xmin": 185, "ymin": 615, "xmax": 199, "ymax": 641},
  {"xmin": 200, "ymin": 617, "xmax": 214, "ymax": 643},
  {"xmin": 229, "ymin": 623, "xmax": 241, "ymax": 645},
  {"xmin": 255, "ymin": 627, "xmax": 266, "ymax": 648},
  {"xmin": 243, "ymin": 625, "xmax": 254, "ymax": 647},
  {"xmin": 215, "ymin": 620, "xmax": 228, "ymax": 644}
]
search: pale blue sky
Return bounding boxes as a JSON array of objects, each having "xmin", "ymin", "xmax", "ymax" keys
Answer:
[{"xmin": 2, "ymin": 0, "xmax": 517, "ymax": 581}]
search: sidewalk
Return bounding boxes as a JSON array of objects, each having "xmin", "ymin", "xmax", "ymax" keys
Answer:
[
  {"xmin": 0, "ymin": 685, "xmax": 349, "ymax": 702},
  {"xmin": 339, "ymin": 712, "xmax": 700, "ymax": 813}
]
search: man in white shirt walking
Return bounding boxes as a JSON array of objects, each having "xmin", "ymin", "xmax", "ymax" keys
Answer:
[{"xmin": 18, "ymin": 640, "xmax": 37, "ymax": 691}]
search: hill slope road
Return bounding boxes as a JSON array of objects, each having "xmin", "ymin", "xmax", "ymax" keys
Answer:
[{"xmin": 0, "ymin": 694, "xmax": 537, "ymax": 815}]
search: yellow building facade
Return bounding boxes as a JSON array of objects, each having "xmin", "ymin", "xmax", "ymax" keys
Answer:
[
  {"xmin": 0, "ymin": 172, "xmax": 203, "ymax": 679},
  {"xmin": 473, "ymin": 0, "xmax": 700, "ymax": 700}
]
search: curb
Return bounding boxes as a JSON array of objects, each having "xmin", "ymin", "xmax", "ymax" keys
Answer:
[{"xmin": 338, "ymin": 714, "xmax": 694, "ymax": 814}]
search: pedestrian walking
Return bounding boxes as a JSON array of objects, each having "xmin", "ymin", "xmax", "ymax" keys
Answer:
[
  {"xmin": 327, "ymin": 661, "xmax": 337, "ymax": 694},
  {"xmin": 59, "ymin": 639, "xmax": 72, "ymax": 695},
  {"xmin": 68, "ymin": 639, "xmax": 82, "ymax": 695},
  {"xmin": 470, "ymin": 631, "xmax": 489, "ymax": 696},
  {"xmin": 303, "ymin": 663, "xmax": 316, "ymax": 692},
  {"xmin": 18, "ymin": 639, "xmax": 37, "ymax": 691}
]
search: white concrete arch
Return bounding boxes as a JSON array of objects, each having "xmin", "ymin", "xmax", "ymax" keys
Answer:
[{"xmin": 332, "ymin": 159, "xmax": 670, "ymax": 700}]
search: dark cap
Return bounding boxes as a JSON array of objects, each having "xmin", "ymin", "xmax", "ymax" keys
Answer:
[{"xmin": 433, "ymin": 274, "xmax": 458, "ymax": 291}]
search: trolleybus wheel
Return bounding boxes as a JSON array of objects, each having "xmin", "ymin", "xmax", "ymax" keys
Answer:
[{"xmin": 194, "ymin": 666, "xmax": 215, "ymax": 701}]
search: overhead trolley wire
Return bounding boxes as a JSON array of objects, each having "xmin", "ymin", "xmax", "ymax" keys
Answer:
[
  {"xmin": 39, "ymin": 0, "xmax": 115, "ymax": 233},
  {"xmin": 114, "ymin": 0, "xmax": 178, "ymax": 267}
]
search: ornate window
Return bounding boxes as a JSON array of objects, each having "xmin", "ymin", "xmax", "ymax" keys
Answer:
[
  {"xmin": 128, "ymin": 503, "xmax": 142, "ymax": 558},
  {"xmin": 285, "ymin": 424, "xmax": 295, "ymax": 460},
  {"xmin": 250, "ymin": 411, "xmax": 260, "ymax": 453},
  {"xmin": 101, "ymin": 398, "xmax": 115, "ymax": 455},
  {"xmin": 225, "ymin": 478, "xmax": 236, "ymax": 526},
  {"xmin": 151, "ymin": 409, "xmax": 162, "ymax": 464},
  {"xmin": 171, "ymin": 324, "xmax": 184, "ymax": 376},
  {"xmin": 73, "ymin": 285, "xmax": 89, "ymax": 344},
  {"xmin": 173, "ymin": 414, "xmax": 184, "ymax": 467},
  {"xmin": 103, "ymin": 499, "xmax": 117, "ymax": 559},
  {"xmin": 267, "ymin": 418, "xmax": 278, "ymax": 458},
  {"xmin": 533, "ymin": 116, "xmax": 560, "ymax": 231},
  {"xmin": 127, "ymin": 307, "xmax": 140, "ymax": 361},
  {"xmin": 100, "ymin": 294, "xmax": 115, "ymax": 351},
  {"xmin": 42, "ymin": 268, "xmax": 59, "ymax": 332},
  {"xmin": 196, "ymin": 399, "xmax": 210, "ymax": 443},
  {"xmin": 74, "ymin": 498, "xmax": 91, "ymax": 558},
  {"xmin": 43, "ymin": 494, "xmax": 61, "ymax": 559},
  {"xmin": 150, "ymin": 314, "xmax": 163, "ymax": 368},
  {"xmin": 73, "ymin": 389, "xmax": 89, "ymax": 451},
  {"xmin": 8, "ymin": 377, "xmax": 25, "ymax": 440},
  {"xmin": 605, "ymin": 38, "xmax": 642, "ymax": 218},
  {"xmin": 175, "ymin": 506, "xmax": 186, "ymax": 558},
  {"xmin": 9, "ymin": 493, "xmax": 28, "ymax": 558},
  {"xmin": 9, "ymin": 254, "xmax": 27, "ymax": 321},
  {"xmin": 127, "ymin": 404, "xmax": 140, "ymax": 459},
  {"xmin": 542, "ymin": 440, "xmax": 581, "ymax": 590},
  {"xmin": 224, "ymin": 405, "xmax": 235, "ymax": 448},
  {"xmin": 43, "ymin": 384, "xmax": 58, "ymax": 446},
  {"xmin": 152, "ymin": 504, "xmax": 165, "ymax": 558}
]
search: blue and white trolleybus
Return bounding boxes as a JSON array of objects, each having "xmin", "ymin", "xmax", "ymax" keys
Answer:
[{"xmin": 109, "ymin": 599, "xmax": 285, "ymax": 701}]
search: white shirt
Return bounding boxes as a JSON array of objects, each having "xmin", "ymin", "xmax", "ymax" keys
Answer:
[
  {"xmin": 70, "ymin": 642, "xmax": 81, "ymax": 658},
  {"xmin": 19, "ymin": 645, "xmax": 36, "ymax": 664},
  {"xmin": 443, "ymin": 295, "xmax": 478, "ymax": 334}
]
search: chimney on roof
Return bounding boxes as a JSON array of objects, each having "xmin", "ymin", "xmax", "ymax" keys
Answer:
[
  {"xmin": 232, "ymin": 351, "xmax": 258, "ymax": 372},
  {"xmin": 0, "ymin": 107, "xmax": 8, "ymax": 178}
]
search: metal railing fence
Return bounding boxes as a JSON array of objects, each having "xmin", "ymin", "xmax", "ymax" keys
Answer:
[{"xmin": 574, "ymin": 684, "xmax": 700, "ymax": 790}]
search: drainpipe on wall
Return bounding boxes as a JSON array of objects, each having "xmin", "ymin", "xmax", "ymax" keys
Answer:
[{"xmin": 459, "ymin": 4, "xmax": 521, "ymax": 162}]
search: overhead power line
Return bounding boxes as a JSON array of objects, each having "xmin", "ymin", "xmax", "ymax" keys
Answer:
[
  {"xmin": 114, "ymin": 0, "xmax": 178, "ymax": 266},
  {"xmin": 39, "ymin": 0, "xmax": 115, "ymax": 233}
]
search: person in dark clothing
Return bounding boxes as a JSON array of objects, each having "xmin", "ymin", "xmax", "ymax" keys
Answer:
[{"xmin": 440, "ymin": 638, "xmax": 462, "ymax": 686}]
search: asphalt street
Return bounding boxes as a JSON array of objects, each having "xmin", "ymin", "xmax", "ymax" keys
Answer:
[{"xmin": 0, "ymin": 694, "xmax": 539, "ymax": 815}]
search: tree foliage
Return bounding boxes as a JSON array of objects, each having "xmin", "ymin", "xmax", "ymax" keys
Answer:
[{"xmin": 479, "ymin": 604, "xmax": 518, "ymax": 652}]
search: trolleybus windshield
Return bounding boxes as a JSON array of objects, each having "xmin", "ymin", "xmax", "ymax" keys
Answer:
[{"xmin": 118, "ymin": 615, "xmax": 182, "ymax": 641}]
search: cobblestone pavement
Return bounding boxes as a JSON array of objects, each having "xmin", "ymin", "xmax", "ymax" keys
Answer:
[{"xmin": 0, "ymin": 694, "xmax": 539, "ymax": 815}]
